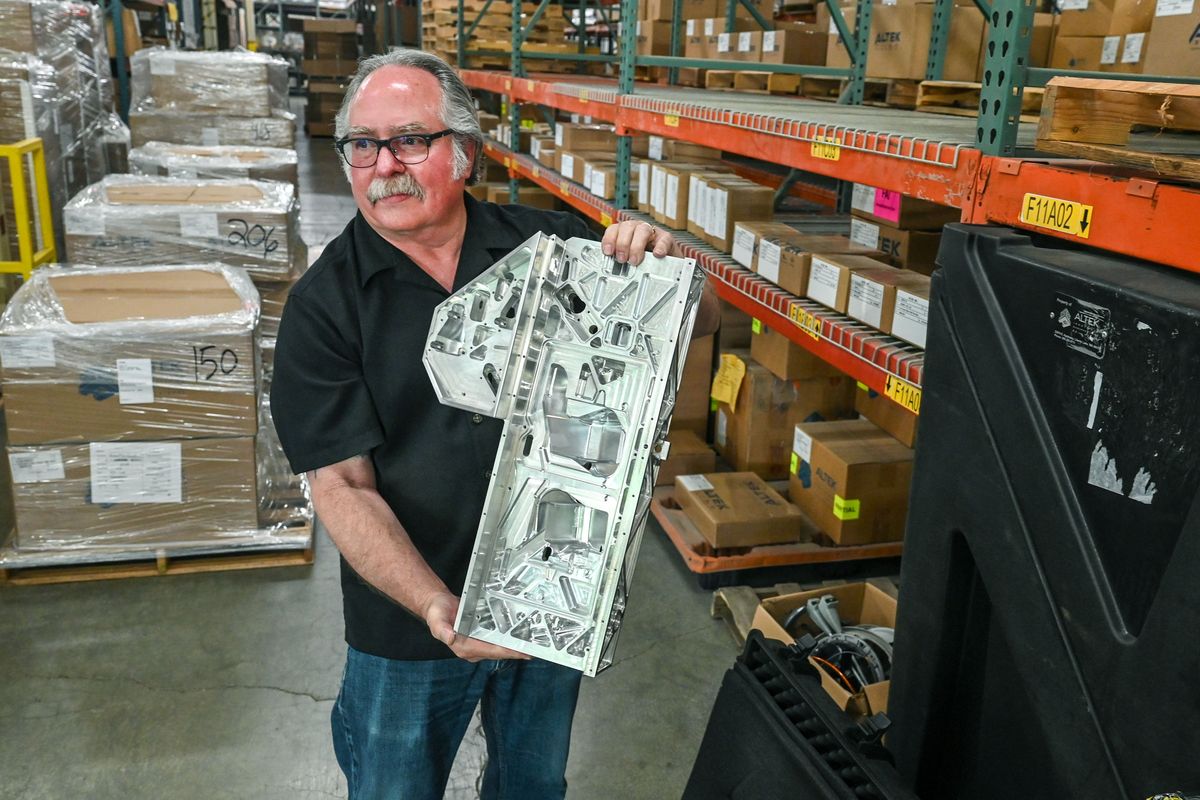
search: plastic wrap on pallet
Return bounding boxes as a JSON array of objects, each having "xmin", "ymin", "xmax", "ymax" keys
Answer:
[
  {"xmin": 129, "ymin": 108, "xmax": 298, "ymax": 149},
  {"xmin": 63, "ymin": 175, "xmax": 304, "ymax": 281},
  {"xmin": 131, "ymin": 47, "xmax": 290, "ymax": 117},
  {"xmin": 0, "ymin": 263, "xmax": 260, "ymax": 445},
  {"xmin": 98, "ymin": 111, "xmax": 130, "ymax": 174},
  {"xmin": 257, "ymin": 337, "xmax": 311, "ymax": 529},
  {"xmin": 129, "ymin": 142, "xmax": 300, "ymax": 187},
  {"xmin": 0, "ymin": 0, "xmax": 74, "ymax": 58}
]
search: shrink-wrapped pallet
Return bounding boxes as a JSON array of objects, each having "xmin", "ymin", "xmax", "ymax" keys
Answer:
[
  {"xmin": 131, "ymin": 48, "xmax": 290, "ymax": 117},
  {"xmin": 129, "ymin": 109, "xmax": 298, "ymax": 149},
  {"xmin": 130, "ymin": 142, "xmax": 299, "ymax": 187}
]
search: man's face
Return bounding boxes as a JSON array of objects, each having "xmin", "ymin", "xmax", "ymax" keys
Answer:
[{"xmin": 344, "ymin": 65, "xmax": 468, "ymax": 239}]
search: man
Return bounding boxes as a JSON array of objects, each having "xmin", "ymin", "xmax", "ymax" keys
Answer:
[{"xmin": 271, "ymin": 49, "xmax": 719, "ymax": 800}]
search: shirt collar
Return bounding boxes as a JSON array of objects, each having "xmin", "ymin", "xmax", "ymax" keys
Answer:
[{"xmin": 355, "ymin": 193, "xmax": 517, "ymax": 291}]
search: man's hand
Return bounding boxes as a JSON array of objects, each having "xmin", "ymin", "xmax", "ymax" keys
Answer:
[
  {"xmin": 601, "ymin": 220, "xmax": 682, "ymax": 265},
  {"xmin": 424, "ymin": 591, "xmax": 532, "ymax": 662}
]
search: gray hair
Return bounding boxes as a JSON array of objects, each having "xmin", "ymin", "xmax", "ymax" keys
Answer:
[{"xmin": 334, "ymin": 49, "xmax": 483, "ymax": 185}]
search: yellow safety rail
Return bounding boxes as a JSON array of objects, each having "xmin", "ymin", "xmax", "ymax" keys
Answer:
[{"xmin": 0, "ymin": 137, "xmax": 56, "ymax": 279}]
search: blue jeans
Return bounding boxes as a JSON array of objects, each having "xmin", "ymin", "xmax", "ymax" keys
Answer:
[{"xmin": 331, "ymin": 646, "xmax": 583, "ymax": 800}]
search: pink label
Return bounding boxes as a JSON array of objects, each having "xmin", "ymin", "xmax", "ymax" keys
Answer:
[{"xmin": 873, "ymin": 188, "xmax": 902, "ymax": 223}]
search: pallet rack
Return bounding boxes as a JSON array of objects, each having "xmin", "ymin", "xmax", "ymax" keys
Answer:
[{"xmin": 459, "ymin": 0, "xmax": 1200, "ymax": 416}]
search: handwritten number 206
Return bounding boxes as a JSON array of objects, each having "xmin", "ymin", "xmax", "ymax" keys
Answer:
[{"xmin": 227, "ymin": 218, "xmax": 280, "ymax": 257}]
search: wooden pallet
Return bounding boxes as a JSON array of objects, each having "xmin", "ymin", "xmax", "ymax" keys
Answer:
[
  {"xmin": 1035, "ymin": 77, "xmax": 1200, "ymax": 182},
  {"xmin": 800, "ymin": 74, "xmax": 841, "ymax": 101},
  {"xmin": 651, "ymin": 486, "xmax": 904, "ymax": 576},
  {"xmin": 798, "ymin": 76, "xmax": 918, "ymax": 108},
  {"xmin": 917, "ymin": 80, "xmax": 1044, "ymax": 122},
  {"xmin": 735, "ymin": 71, "xmax": 801, "ymax": 95},
  {"xmin": 0, "ymin": 538, "xmax": 314, "ymax": 587},
  {"xmin": 711, "ymin": 577, "xmax": 900, "ymax": 648}
]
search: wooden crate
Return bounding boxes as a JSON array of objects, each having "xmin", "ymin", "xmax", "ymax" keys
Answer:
[{"xmin": 1035, "ymin": 77, "xmax": 1200, "ymax": 182}]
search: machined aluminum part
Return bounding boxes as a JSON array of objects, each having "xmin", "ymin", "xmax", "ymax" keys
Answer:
[{"xmin": 424, "ymin": 234, "xmax": 705, "ymax": 676}]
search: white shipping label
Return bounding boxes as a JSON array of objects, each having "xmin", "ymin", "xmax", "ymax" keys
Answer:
[
  {"xmin": 847, "ymin": 275, "xmax": 885, "ymax": 328},
  {"xmin": 850, "ymin": 218, "xmax": 881, "ymax": 250},
  {"xmin": 758, "ymin": 240, "xmax": 782, "ymax": 284},
  {"xmin": 531, "ymin": 138, "xmax": 541, "ymax": 158},
  {"xmin": 851, "ymin": 183, "xmax": 876, "ymax": 214},
  {"xmin": 708, "ymin": 188, "xmax": 728, "ymax": 238},
  {"xmin": 1101, "ymin": 36, "xmax": 1120, "ymax": 65},
  {"xmin": 9, "ymin": 450, "xmax": 65, "ymax": 483},
  {"xmin": 1122, "ymin": 32, "xmax": 1145, "ymax": 63},
  {"xmin": 892, "ymin": 290, "xmax": 930, "ymax": 348},
  {"xmin": 89, "ymin": 442, "xmax": 183, "ymax": 504},
  {"xmin": 1059, "ymin": 0, "xmax": 1088, "ymax": 8},
  {"xmin": 731, "ymin": 225, "xmax": 757, "ymax": 268},
  {"xmin": 63, "ymin": 208, "xmax": 105, "ymax": 236},
  {"xmin": 117, "ymin": 358, "xmax": 155, "ymax": 405},
  {"xmin": 688, "ymin": 176, "xmax": 703, "ymax": 225},
  {"xmin": 180, "ymin": 212, "xmax": 220, "ymax": 239},
  {"xmin": 687, "ymin": 19, "xmax": 697, "ymax": 35},
  {"xmin": 583, "ymin": 163, "xmax": 594, "ymax": 188},
  {"xmin": 718, "ymin": 33, "xmax": 731, "ymax": 53},
  {"xmin": 665, "ymin": 174, "xmax": 679, "ymax": 219},
  {"xmin": 638, "ymin": 163, "xmax": 649, "ymax": 205},
  {"xmin": 677, "ymin": 474, "xmax": 715, "ymax": 492},
  {"xmin": 763, "ymin": 31, "xmax": 778, "ymax": 52},
  {"xmin": 592, "ymin": 170, "xmax": 606, "ymax": 197},
  {"xmin": 201, "ymin": 127, "xmax": 220, "ymax": 146},
  {"xmin": 792, "ymin": 428, "xmax": 813, "ymax": 464},
  {"xmin": 715, "ymin": 409, "xmax": 728, "ymax": 447},
  {"xmin": 652, "ymin": 166, "xmax": 667, "ymax": 213},
  {"xmin": 561, "ymin": 153, "xmax": 575, "ymax": 179},
  {"xmin": 829, "ymin": 16, "xmax": 837, "ymax": 34},
  {"xmin": 0, "ymin": 335, "xmax": 55, "ymax": 368},
  {"xmin": 648, "ymin": 135, "xmax": 664, "ymax": 160},
  {"xmin": 1156, "ymin": 0, "xmax": 1194, "ymax": 14},
  {"xmin": 705, "ymin": 18, "xmax": 716, "ymax": 35},
  {"xmin": 738, "ymin": 31, "xmax": 752, "ymax": 52},
  {"xmin": 808, "ymin": 257, "xmax": 843, "ymax": 308},
  {"xmin": 555, "ymin": 127, "xmax": 564, "ymax": 146},
  {"xmin": 149, "ymin": 53, "xmax": 177, "ymax": 75}
]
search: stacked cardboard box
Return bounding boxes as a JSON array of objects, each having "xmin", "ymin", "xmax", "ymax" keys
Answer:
[
  {"xmin": 674, "ymin": 471, "xmax": 804, "ymax": 548},
  {"xmin": 824, "ymin": 2, "xmax": 984, "ymax": 81},
  {"xmin": 128, "ymin": 48, "xmax": 296, "ymax": 149},
  {"xmin": 687, "ymin": 174, "xmax": 776, "ymax": 253},
  {"xmin": 848, "ymin": 183, "xmax": 958, "ymax": 275},
  {"xmin": 1143, "ymin": 1, "xmax": 1200, "ymax": 76},
  {"xmin": 0, "ymin": 265, "xmax": 269, "ymax": 555},
  {"xmin": 1051, "ymin": 0, "xmax": 1156, "ymax": 74},
  {"xmin": 301, "ymin": 19, "xmax": 358, "ymax": 137},
  {"xmin": 422, "ymin": 0, "xmax": 594, "ymax": 73},
  {"xmin": 732, "ymin": 220, "xmax": 887, "ymax": 296},
  {"xmin": 129, "ymin": 143, "xmax": 300, "ymax": 188},
  {"xmin": 0, "ymin": 1, "xmax": 122, "ymax": 258}
]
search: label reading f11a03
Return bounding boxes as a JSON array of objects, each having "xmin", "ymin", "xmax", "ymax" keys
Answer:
[{"xmin": 1020, "ymin": 193, "xmax": 1093, "ymax": 239}]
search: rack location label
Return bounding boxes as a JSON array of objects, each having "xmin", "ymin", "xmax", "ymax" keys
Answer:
[
  {"xmin": 884, "ymin": 374, "xmax": 922, "ymax": 415},
  {"xmin": 811, "ymin": 135, "xmax": 842, "ymax": 161},
  {"xmin": 664, "ymin": 114, "xmax": 680, "ymax": 127},
  {"xmin": 1020, "ymin": 193, "xmax": 1093, "ymax": 239},
  {"xmin": 788, "ymin": 304, "xmax": 821, "ymax": 340}
]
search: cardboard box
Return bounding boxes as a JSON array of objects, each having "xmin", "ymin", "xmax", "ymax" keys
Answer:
[
  {"xmin": 63, "ymin": 177, "xmax": 302, "ymax": 281},
  {"xmin": 554, "ymin": 123, "xmax": 617, "ymax": 152},
  {"xmin": 105, "ymin": 6, "xmax": 142, "ymax": 58},
  {"xmin": 674, "ymin": 471, "xmax": 804, "ymax": 548},
  {"xmin": 0, "ymin": 268, "xmax": 259, "ymax": 445},
  {"xmin": 825, "ymin": 3, "xmax": 984, "ymax": 80},
  {"xmin": 1142, "ymin": 7, "xmax": 1200, "ymax": 77},
  {"xmin": 850, "ymin": 183, "xmax": 958, "ymax": 230},
  {"xmin": 731, "ymin": 221, "xmax": 801, "ymax": 270},
  {"xmin": 762, "ymin": 234, "xmax": 887, "ymax": 297},
  {"xmin": 846, "ymin": 267, "xmax": 931, "ymax": 333},
  {"xmin": 675, "ymin": 334, "xmax": 714, "ymax": 435},
  {"xmin": 752, "ymin": 582, "xmax": 896, "ymax": 716},
  {"xmin": 806, "ymin": 254, "xmax": 896, "ymax": 313},
  {"xmin": 257, "ymin": 279, "xmax": 294, "ymax": 340},
  {"xmin": 9, "ymin": 437, "xmax": 259, "ymax": 550},
  {"xmin": 854, "ymin": 382, "xmax": 918, "ymax": 448},
  {"xmin": 133, "ymin": 49, "xmax": 289, "ymax": 117},
  {"xmin": 127, "ymin": 143, "xmax": 300, "ymax": 186},
  {"xmin": 750, "ymin": 321, "xmax": 845, "ymax": 381},
  {"xmin": 646, "ymin": 0, "xmax": 716, "ymax": 21},
  {"xmin": 760, "ymin": 25, "xmax": 827, "ymax": 66},
  {"xmin": 689, "ymin": 176, "xmax": 775, "ymax": 252},
  {"xmin": 129, "ymin": 110, "xmax": 297, "ymax": 149},
  {"xmin": 789, "ymin": 419, "xmax": 914, "ymax": 544},
  {"xmin": 1056, "ymin": 0, "xmax": 1155, "ymax": 37},
  {"xmin": 555, "ymin": 149, "xmax": 611, "ymax": 183},
  {"xmin": 890, "ymin": 279, "xmax": 931, "ymax": 348},
  {"xmin": 714, "ymin": 356, "xmax": 856, "ymax": 479},
  {"xmin": 849, "ymin": 216, "xmax": 941, "ymax": 274},
  {"xmin": 1051, "ymin": 33, "xmax": 1149, "ymax": 72},
  {"xmin": 718, "ymin": 302, "xmax": 753, "ymax": 349},
  {"xmin": 636, "ymin": 20, "xmax": 675, "ymax": 55},
  {"xmin": 735, "ymin": 30, "xmax": 763, "ymax": 61},
  {"xmin": 656, "ymin": 429, "xmax": 717, "ymax": 486}
]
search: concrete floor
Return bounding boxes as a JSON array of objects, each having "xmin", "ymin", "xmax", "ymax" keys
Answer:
[{"xmin": 0, "ymin": 111, "xmax": 737, "ymax": 799}]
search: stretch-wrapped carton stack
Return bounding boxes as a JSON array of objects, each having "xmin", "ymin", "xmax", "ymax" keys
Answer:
[{"xmin": 129, "ymin": 143, "xmax": 300, "ymax": 188}]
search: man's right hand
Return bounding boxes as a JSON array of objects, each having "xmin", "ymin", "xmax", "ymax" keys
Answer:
[{"xmin": 424, "ymin": 591, "xmax": 532, "ymax": 662}]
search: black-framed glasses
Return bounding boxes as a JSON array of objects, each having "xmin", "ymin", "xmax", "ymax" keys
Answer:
[{"xmin": 334, "ymin": 129, "xmax": 454, "ymax": 168}]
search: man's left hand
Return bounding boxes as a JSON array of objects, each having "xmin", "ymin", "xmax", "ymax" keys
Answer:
[{"xmin": 601, "ymin": 220, "xmax": 681, "ymax": 266}]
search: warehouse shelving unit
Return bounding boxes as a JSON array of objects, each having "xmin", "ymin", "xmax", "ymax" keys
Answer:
[{"xmin": 460, "ymin": 0, "xmax": 1200, "ymax": 419}]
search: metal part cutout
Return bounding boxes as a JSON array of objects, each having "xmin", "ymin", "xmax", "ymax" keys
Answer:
[{"xmin": 424, "ymin": 234, "xmax": 705, "ymax": 675}]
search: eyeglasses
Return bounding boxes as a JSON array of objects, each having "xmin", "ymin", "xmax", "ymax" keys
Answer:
[{"xmin": 334, "ymin": 129, "xmax": 454, "ymax": 168}]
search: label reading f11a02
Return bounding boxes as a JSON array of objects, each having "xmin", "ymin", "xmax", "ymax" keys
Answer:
[{"xmin": 1020, "ymin": 193, "xmax": 1093, "ymax": 239}]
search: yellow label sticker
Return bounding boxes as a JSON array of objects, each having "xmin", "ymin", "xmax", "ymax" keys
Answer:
[
  {"xmin": 833, "ymin": 495, "xmax": 860, "ymax": 521},
  {"xmin": 664, "ymin": 114, "xmax": 681, "ymax": 127},
  {"xmin": 532, "ymin": 166, "xmax": 541, "ymax": 178},
  {"xmin": 884, "ymin": 374, "xmax": 922, "ymax": 415},
  {"xmin": 525, "ymin": 79, "xmax": 536, "ymax": 92},
  {"xmin": 558, "ymin": 180, "xmax": 569, "ymax": 195},
  {"xmin": 1019, "ymin": 193, "xmax": 1093, "ymax": 239},
  {"xmin": 710, "ymin": 354, "xmax": 747, "ymax": 413},
  {"xmin": 503, "ymin": 157, "xmax": 511, "ymax": 168},
  {"xmin": 600, "ymin": 212, "xmax": 613, "ymax": 227},
  {"xmin": 520, "ymin": 119, "xmax": 534, "ymax": 130},
  {"xmin": 811, "ymin": 135, "xmax": 842, "ymax": 161},
  {"xmin": 710, "ymin": 398, "xmax": 719, "ymax": 412},
  {"xmin": 166, "ymin": 1, "xmax": 178, "ymax": 21},
  {"xmin": 856, "ymin": 381, "xmax": 870, "ymax": 392},
  {"xmin": 751, "ymin": 318, "xmax": 763, "ymax": 334},
  {"xmin": 790, "ymin": 452, "xmax": 798, "ymax": 475},
  {"xmin": 505, "ymin": 79, "xmax": 512, "ymax": 92},
  {"xmin": 580, "ymin": 89, "xmax": 590, "ymax": 103},
  {"xmin": 788, "ymin": 304, "xmax": 821, "ymax": 340}
]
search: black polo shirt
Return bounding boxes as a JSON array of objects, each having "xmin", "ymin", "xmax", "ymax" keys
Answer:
[{"xmin": 271, "ymin": 193, "xmax": 594, "ymax": 661}]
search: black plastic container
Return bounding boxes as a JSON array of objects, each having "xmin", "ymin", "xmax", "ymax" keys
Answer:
[
  {"xmin": 888, "ymin": 225, "xmax": 1200, "ymax": 800},
  {"xmin": 683, "ymin": 631, "xmax": 917, "ymax": 800}
]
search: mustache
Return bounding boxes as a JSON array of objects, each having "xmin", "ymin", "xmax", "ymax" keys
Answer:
[{"xmin": 366, "ymin": 173, "xmax": 426, "ymax": 204}]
